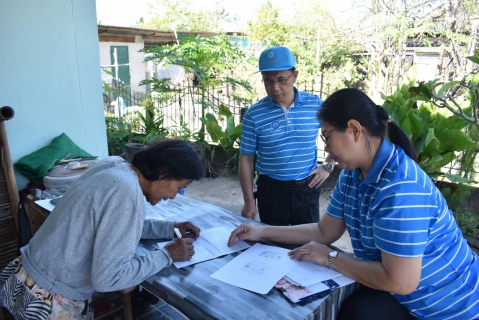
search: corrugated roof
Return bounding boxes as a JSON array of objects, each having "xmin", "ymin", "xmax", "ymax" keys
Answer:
[{"xmin": 98, "ymin": 24, "xmax": 242, "ymax": 47}]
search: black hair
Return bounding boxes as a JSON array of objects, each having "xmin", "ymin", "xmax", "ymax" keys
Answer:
[
  {"xmin": 317, "ymin": 88, "xmax": 418, "ymax": 162},
  {"xmin": 132, "ymin": 139, "xmax": 205, "ymax": 181}
]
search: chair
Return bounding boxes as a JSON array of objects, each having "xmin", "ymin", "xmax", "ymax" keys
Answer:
[{"xmin": 94, "ymin": 286, "xmax": 136, "ymax": 320}]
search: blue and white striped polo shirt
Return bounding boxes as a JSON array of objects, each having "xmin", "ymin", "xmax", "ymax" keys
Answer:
[
  {"xmin": 239, "ymin": 88, "xmax": 322, "ymax": 181},
  {"xmin": 327, "ymin": 138, "xmax": 479, "ymax": 319}
]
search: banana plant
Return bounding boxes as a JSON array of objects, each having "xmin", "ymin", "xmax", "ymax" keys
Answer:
[
  {"xmin": 200, "ymin": 105, "xmax": 242, "ymax": 168},
  {"xmin": 382, "ymin": 81, "xmax": 476, "ymax": 183}
]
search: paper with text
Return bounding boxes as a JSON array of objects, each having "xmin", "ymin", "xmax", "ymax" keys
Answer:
[
  {"xmin": 210, "ymin": 243, "xmax": 300, "ymax": 294},
  {"xmin": 285, "ymin": 261, "xmax": 343, "ymax": 287},
  {"xmin": 158, "ymin": 227, "xmax": 250, "ymax": 268}
]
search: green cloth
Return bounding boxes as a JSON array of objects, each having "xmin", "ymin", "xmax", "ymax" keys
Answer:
[{"xmin": 14, "ymin": 133, "xmax": 94, "ymax": 185}]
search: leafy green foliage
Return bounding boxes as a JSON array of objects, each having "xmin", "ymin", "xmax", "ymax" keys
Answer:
[
  {"xmin": 200, "ymin": 105, "xmax": 242, "ymax": 171},
  {"xmin": 142, "ymin": 35, "xmax": 251, "ymax": 160},
  {"xmin": 382, "ymin": 81, "xmax": 476, "ymax": 182},
  {"xmin": 437, "ymin": 182, "xmax": 472, "ymax": 212},
  {"xmin": 131, "ymin": 97, "xmax": 168, "ymax": 144},
  {"xmin": 438, "ymin": 181, "xmax": 478, "ymax": 240},
  {"xmin": 454, "ymin": 210, "xmax": 479, "ymax": 239},
  {"xmin": 105, "ymin": 115, "xmax": 134, "ymax": 156},
  {"xmin": 245, "ymin": 0, "xmax": 364, "ymax": 93}
]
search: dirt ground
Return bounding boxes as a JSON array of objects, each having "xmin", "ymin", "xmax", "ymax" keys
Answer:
[{"xmin": 183, "ymin": 172, "xmax": 354, "ymax": 253}]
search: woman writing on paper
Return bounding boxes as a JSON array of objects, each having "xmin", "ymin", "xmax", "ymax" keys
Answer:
[
  {"xmin": 228, "ymin": 88, "xmax": 479, "ymax": 319},
  {"xmin": 0, "ymin": 139, "xmax": 204, "ymax": 319}
]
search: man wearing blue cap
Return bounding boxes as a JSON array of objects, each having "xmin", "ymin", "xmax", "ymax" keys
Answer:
[{"xmin": 239, "ymin": 46, "xmax": 335, "ymax": 226}]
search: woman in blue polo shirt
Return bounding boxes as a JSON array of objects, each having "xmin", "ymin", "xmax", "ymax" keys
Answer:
[{"xmin": 228, "ymin": 88, "xmax": 479, "ymax": 319}]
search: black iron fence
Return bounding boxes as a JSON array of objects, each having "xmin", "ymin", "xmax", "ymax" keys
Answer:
[{"xmin": 103, "ymin": 79, "xmax": 329, "ymax": 160}]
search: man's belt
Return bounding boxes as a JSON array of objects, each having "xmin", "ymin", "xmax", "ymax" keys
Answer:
[
  {"xmin": 260, "ymin": 174, "xmax": 313, "ymax": 189},
  {"xmin": 284, "ymin": 175, "xmax": 313, "ymax": 188}
]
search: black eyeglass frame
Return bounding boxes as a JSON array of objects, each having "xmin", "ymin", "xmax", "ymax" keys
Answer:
[
  {"xmin": 320, "ymin": 128, "xmax": 336, "ymax": 145},
  {"xmin": 262, "ymin": 73, "xmax": 295, "ymax": 87}
]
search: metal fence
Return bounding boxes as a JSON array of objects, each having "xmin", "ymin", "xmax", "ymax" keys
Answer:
[{"xmin": 103, "ymin": 79, "xmax": 329, "ymax": 160}]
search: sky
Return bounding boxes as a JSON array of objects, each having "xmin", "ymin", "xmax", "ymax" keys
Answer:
[{"xmin": 95, "ymin": 0, "xmax": 358, "ymax": 31}]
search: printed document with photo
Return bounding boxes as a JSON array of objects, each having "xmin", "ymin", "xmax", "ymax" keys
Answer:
[
  {"xmin": 210, "ymin": 243, "xmax": 300, "ymax": 294},
  {"xmin": 285, "ymin": 260, "xmax": 343, "ymax": 287},
  {"xmin": 158, "ymin": 227, "xmax": 250, "ymax": 268}
]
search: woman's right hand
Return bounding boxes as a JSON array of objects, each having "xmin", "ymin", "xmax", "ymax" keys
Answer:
[
  {"xmin": 164, "ymin": 238, "xmax": 194, "ymax": 262},
  {"xmin": 228, "ymin": 224, "xmax": 263, "ymax": 246}
]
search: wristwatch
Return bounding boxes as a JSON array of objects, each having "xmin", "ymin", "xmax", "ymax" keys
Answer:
[
  {"xmin": 328, "ymin": 250, "xmax": 338, "ymax": 270},
  {"xmin": 322, "ymin": 162, "xmax": 334, "ymax": 173}
]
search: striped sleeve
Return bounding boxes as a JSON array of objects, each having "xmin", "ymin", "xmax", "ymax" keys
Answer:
[{"xmin": 239, "ymin": 109, "xmax": 256, "ymax": 155}]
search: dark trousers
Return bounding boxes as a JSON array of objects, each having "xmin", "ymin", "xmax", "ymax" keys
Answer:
[
  {"xmin": 256, "ymin": 174, "xmax": 321, "ymax": 226},
  {"xmin": 337, "ymin": 286, "xmax": 416, "ymax": 320}
]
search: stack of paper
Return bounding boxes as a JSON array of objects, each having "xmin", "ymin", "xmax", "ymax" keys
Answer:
[
  {"xmin": 209, "ymin": 243, "xmax": 355, "ymax": 302},
  {"xmin": 210, "ymin": 243, "xmax": 299, "ymax": 294},
  {"xmin": 284, "ymin": 261, "xmax": 342, "ymax": 286}
]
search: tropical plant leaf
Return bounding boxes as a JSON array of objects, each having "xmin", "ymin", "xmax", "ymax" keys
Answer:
[
  {"xmin": 408, "ymin": 110, "xmax": 424, "ymax": 139},
  {"xmin": 436, "ymin": 130, "xmax": 476, "ymax": 152},
  {"xmin": 218, "ymin": 104, "xmax": 233, "ymax": 118},
  {"xmin": 205, "ymin": 113, "xmax": 217, "ymax": 122},
  {"xmin": 423, "ymin": 137, "xmax": 441, "ymax": 158},
  {"xmin": 226, "ymin": 116, "xmax": 235, "ymax": 137},
  {"xmin": 444, "ymin": 173, "xmax": 474, "ymax": 183},
  {"xmin": 436, "ymin": 81, "xmax": 460, "ymax": 96},
  {"xmin": 205, "ymin": 120, "xmax": 224, "ymax": 143},
  {"xmin": 434, "ymin": 115, "xmax": 467, "ymax": 136},
  {"xmin": 232, "ymin": 123, "xmax": 242, "ymax": 138},
  {"xmin": 466, "ymin": 56, "xmax": 479, "ymax": 64},
  {"xmin": 414, "ymin": 129, "xmax": 429, "ymax": 154}
]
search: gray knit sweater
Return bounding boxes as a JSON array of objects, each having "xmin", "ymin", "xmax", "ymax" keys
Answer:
[{"xmin": 21, "ymin": 157, "xmax": 175, "ymax": 301}]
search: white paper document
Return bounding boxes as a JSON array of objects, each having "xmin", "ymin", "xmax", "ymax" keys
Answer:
[
  {"xmin": 210, "ymin": 243, "xmax": 300, "ymax": 294},
  {"xmin": 333, "ymin": 275, "xmax": 356, "ymax": 287},
  {"xmin": 158, "ymin": 227, "xmax": 250, "ymax": 268},
  {"xmin": 35, "ymin": 199, "xmax": 56, "ymax": 212},
  {"xmin": 285, "ymin": 260, "xmax": 343, "ymax": 287}
]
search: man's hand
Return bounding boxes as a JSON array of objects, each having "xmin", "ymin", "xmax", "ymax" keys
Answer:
[
  {"xmin": 241, "ymin": 202, "xmax": 257, "ymax": 220},
  {"xmin": 174, "ymin": 221, "xmax": 200, "ymax": 240},
  {"xmin": 164, "ymin": 238, "xmax": 195, "ymax": 262},
  {"xmin": 308, "ymin": 166, "xmax": 331, "ymax": 188}
]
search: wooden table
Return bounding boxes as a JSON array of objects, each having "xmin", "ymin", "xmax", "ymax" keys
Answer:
[{"xmin": 137, "ymin": 195, "xmax": 359, "ymax": 320}]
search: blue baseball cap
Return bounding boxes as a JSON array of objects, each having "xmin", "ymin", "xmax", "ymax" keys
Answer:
[{"xmin": 257, "ymin": 46, "xmax": 296, "ymax": 73}]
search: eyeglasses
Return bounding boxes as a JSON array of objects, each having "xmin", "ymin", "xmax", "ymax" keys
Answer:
[
  {"xmin": 320, "ymin": 128, "xmax": 336, "ymax": 145},
  {"xmin": 262, "ymin": 73, "xmax": 294, "ymax": 86}
]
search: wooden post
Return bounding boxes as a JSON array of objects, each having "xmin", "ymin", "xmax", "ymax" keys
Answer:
[{"xmin": 0, "ymin": 106, "xmax": 19, "ymax": 233}]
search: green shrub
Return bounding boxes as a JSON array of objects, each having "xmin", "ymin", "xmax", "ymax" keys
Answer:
[
  {"xmin": 105, "ymin": 115, "xmax": 133, "ymax": 155},
  {"xmin": 454, "ymin": 210, "xmax": 479, "ymax": 239}
]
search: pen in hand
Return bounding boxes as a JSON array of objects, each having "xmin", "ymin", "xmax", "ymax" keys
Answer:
[{"xmin": 174, "ymin": 227, "xmax": 182, "ymax": 238}]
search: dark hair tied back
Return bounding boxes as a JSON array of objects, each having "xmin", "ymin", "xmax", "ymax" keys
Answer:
[
  {"xmin": 317, "ymin": 88, "xmax": 418, "ymax": 162},
  {"xmin": 376, "ymin": 105, "xmax": 392, "ymax": 125}
]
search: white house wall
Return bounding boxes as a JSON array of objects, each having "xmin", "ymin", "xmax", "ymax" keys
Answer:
[
  {"xmin": 0, "ymin": 0, "xmax": 108, "ymax": 190},
  {"xmin": 99, "ymin": 41, "xmax": 146, "ymax": 94}
]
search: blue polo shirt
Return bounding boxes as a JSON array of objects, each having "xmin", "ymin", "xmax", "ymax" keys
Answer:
[
  {"xmin": 327, "ymin": 138, "xmax": 479, "ymax": 319},
  {"xmin": 240, "ymin": 88, "xmax": 322, "ymax": 181}
]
